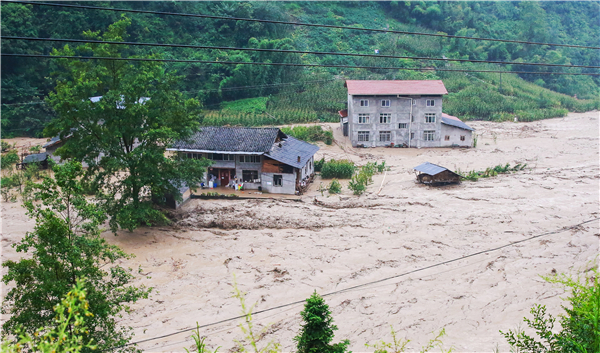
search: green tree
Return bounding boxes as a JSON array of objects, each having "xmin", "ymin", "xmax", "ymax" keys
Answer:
[
  {"xmin": 501, "ymin": 266, "xmax": 600, "ymax": 353},
  {"xmin": 294, "ymin": 291, "xmax": 350, "ymax": 353},
  {"xmin": 1, "ymin": 150, "xmax": 19, "ymax": 169},
  {"xmin": 2, "ymin": 278, "xmax": 97, "ymax": 353},
  {"xmin": 45, "ymin": 18, "xmax": 210, "ymax": 231},
  {"xmin": 1, "ymin": 161, "xmax": 150, "ymax": 352}
]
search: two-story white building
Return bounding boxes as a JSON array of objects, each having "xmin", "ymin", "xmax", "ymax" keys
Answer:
[{"xmin": 342, "ymin": 80, "xmax": 473, "ymax": 148}]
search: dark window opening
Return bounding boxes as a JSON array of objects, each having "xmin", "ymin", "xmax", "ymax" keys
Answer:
[{"xmin": 273, "ymin": 175, "xmax": 283, "ymax": 186}]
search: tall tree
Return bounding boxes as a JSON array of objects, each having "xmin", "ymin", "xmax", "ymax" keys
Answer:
[
  {"xmin": 294, "ymin": 291, "xmax": 350, "ymax": 353},
  {"xmin": 46, "ymin": 18, "xmax": 210, "ymax": 231},
  {"xmin": 1, "ymin": 161, "xmax": 150, "ymax": 352}
]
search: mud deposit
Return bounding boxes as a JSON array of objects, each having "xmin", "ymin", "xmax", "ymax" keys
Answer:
[{"xmin": 2, "ymin": 112, "xmax": 599, "ymax": 352}]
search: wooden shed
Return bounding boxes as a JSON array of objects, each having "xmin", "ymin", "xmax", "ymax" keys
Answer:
[{"xmin": 413, "ymin": 162, "xmax": 461, "ymax": 185}]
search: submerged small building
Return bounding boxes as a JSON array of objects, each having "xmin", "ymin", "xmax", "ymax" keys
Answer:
[
  {"xmin": 413, "ymin": 162, "xmax": 461, "ymax": 185},
  {"xmin": 167, "ymin": 127, "xmax": 319, "ymax": 195}
]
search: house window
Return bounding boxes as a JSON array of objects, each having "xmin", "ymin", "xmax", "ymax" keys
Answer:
[
  {"xmin": 426, "ymin": 99, "xmax": 435, "ymax": 107},
  {"xmin": 358, "ymin": 131, "xmax": 370, "ymax": 142},
  {"xmin": 399, "ymin": 123, "xmax": 408, "ymax": 129},
  {"xmin": 410, "ymin": 132, "xmax": 415, "ymax": 139},
  {"xmin": 380, "ymin": 113, "xmax": 391, "ymax": 124},
  {"xmin": 460, "ymin": 135, "xmax": 466, "ymax": 141},
  {"xmin": 381, "ymin": 100, "xmax": 390, "ymax": 107},
  {"xmin": 186, "ymin": 153, "xmax": 202, "ymax": 159},
  {"xmin": 273, "ymin": 175, "xmax": 283, "ymax": 187},
  {"xmin": 240, "ymin": 155, "xmax": 260, "ymax": 163},
  {"xmin": 379, "ymin": 131, "xmax": 391, "ymax": 142},
  {"xmin": 242, "ymin": 170, "xmax": 259, "ymax": 183},
  {"xmin": 424, "ymin": 130, "xmax": 435, "ymax": 141},
  {"xmin": 360, "ymin": 99, "xmax": 369, "ymax": 107},
  {"xmin": 208, "ymin": 153, "xmax": 235, "ymax": 161},
  {"xmin": 445, "ymin": 135, "xmax": 450, "ymax": 141},
  {"xmin": 425, "ymin": 113, "xmax": 436, "ymax": 123},
  {"xmin": 358, "ymin": 113, "xmax": 370, "ymax": 124}
]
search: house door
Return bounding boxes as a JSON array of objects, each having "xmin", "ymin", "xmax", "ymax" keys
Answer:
[{"xmin": 219, "ymin": 169, "xmax": 230, "ymax": 186}]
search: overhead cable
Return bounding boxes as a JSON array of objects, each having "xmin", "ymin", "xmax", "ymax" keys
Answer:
[
  {"xmin": 3, "ymin": 53, "xmax": 598, "ymax": 76},
  {"xmin": 106, "ymin": 217, "xmax": 600, "ymax": 351},
  {"xmin": 4, "ymin": 36, "xmax": 600, "ymax": 70},
  {"xmin": 4, "ymin": 0, "xmax": 600, "ymax": 50}
]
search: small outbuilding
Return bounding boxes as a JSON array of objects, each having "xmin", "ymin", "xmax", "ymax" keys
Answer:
[
  {"xmin": 413, "ymin": 162, "xmax": 461, "ymax": 185},
  {"xmin": 18, "ymin": 152, "xmax": 49, "ymax": 170}
]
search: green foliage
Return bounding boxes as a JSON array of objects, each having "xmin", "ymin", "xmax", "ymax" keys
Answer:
[
  {"xmin": 29, "ymin": 145, "xmax": 41, "ymax": 153},
  {"xmin": 365, "ymin": 325, "xmax": 409, "ymax": 353},
  {"xmin": 321, "ymin": 160, "xmax": 355, "ymax": 179},
  {"xmin": 294, "ymin": 291, "xmax": 350, "ymax": 353},
  {"xmin": 1, "ymin": 141, "xmax": 15, "ymax": 152},
  {"xmin": 501, "ymin": 266, "xmax": 600, "ymax": 353},
  {"xmin": 280, "ymin": 126, "xmax": 334, "ymax": 145},
  {"xmin": 1, "ymin": 161, "xmax": 151, "ymax": 353},
  {"xmin": 184, "ymin": 324, "xmax": 220, "ymax": 353},
  {"xmin": 1, "ymin": 278, "xmax": 97, "ymax": 353},
  {"xmin": 314, "ymin": 158, "xmax": 325, "ymax": 172},
  {"xmin": 45, "ymin": 18, "xmax": 211, "ymax": 232},
  {"xmin": 347, "ymin": 161, "xmax": 387, "ymax": 195},
  {"xmin": 231, "ymin": 275, "xmax": 281, "ymax": 353},
  {"xmin": 327, "ymin": 179, "xmax": 342, "ymax": 194},
  {"xmin": 459, "ymin": 163, "xmax": 526, "ymax": 181},
  {"xmin": 1, "ymin": 150, "xmax": 19, "ymax": 169}
]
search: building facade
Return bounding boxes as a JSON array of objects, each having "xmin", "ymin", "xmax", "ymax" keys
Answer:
[{"xmin": 344, "ymin": 80, "xmax": 473, "ymax": 148}]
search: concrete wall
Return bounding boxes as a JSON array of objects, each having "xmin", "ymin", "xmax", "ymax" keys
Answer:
[
  {"xmin": 440, "ymin": 125, "xmax": 473, "ymax": 147},
  {"xmin": 347, "ymin": 95, "xmax": 443, "ymax": 148},
  {"xmin": 261, "ymin": 172, "xmax": 296, "ymax": 194}
]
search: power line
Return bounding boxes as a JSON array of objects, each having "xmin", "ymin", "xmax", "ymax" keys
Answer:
[
  {"xmin": 5, "ymin": 36, "xmax": 600, "ymax": 70},
  {"xmin": 107, "ymin": 217, "xmax": 600, "ymax": 351},
  {"xmin": 3, "ymin": 53, "xmax": 598, "ymax": 76},
  {"xmin": 5, "ymin": 0, "xmax": 600, "ymax": 50}
]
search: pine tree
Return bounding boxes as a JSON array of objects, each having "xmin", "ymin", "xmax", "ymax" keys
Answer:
[{"xmin": 294, "ymin": 291, "xmax": 351, "ymax": 353}]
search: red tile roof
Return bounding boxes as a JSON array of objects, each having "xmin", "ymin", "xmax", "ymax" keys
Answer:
[
  {"xmin": 338, "ymin": 109, "xmax": 348, "ymax": 118},
  {"xmin": 344, "ymin": 80, "xmax": 448, "ymax": 95},
  {"xmin": 441, "ymin": 113, "xmax": 461, "ymax": 121}
]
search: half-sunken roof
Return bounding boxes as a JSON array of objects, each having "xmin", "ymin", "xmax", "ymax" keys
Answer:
[
  {"xmin": 413, "ymin": 162, "xmax": 454, "ymax": 176},
  {"xmin": 23, "ymin": 152, "xmax": 48, "ymax": 164},
  {"xmin": 345, "ymin": 80, "xmax": 448, "ymax": 95},
  {"xmin": 266, "ymin": 136, "xmax": 320, "ymax": 169},
  {"xmin": 441, "ymin": 113, "xmax": 474, "ymax": 131},
  {"xmin": 170, "ymin": 127, "xmax": 283, "ymax": 153}
]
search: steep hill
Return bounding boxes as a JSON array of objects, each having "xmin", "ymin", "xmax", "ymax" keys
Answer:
[{"xmin": 2, "ymin": 1, "xmax": 598, "ymax": 137}]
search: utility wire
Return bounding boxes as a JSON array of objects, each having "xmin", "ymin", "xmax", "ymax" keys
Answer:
[
  {"xmin": 4, "ymin": 36, "xmax": 600, "ymax": 70},
  {"xmin": 5, "ymin": 0, "xmax": 600, "ymax": 50},
  {"xmin": 107, "ymin": 217, "xmax": 600, "ymax": 351},
  {"xmin": 3, "ymin": 54, "xmax": 598, "ymax": 76}
]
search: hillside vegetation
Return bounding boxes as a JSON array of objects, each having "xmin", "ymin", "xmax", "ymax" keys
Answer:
[{"xmin": 2, "ymin": 1, "xmax": 599, "ymax": 137}]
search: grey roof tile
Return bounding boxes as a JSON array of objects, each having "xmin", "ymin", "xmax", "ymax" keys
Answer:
[
  {"xmin": 413, "ymin": 162, "xmax": 449, "ymax": 175},
  {"xmin": 23, "ymin": 153, "xmax": 47, "ymax": 164},
  {"xmin": 170, "ymin": 127, "xmax": 282, "ymax": 153},
  {"xmin": 441, "ymin": 116, "xmax": 474, "ymax": 131},
  {"xmin": 266, "ymin": 136, "xmax": 319, "ymax": 169}
]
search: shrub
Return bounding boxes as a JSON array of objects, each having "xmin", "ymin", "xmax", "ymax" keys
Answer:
[
  {"xmin": 29, "ymin": 145, "xmax": 42, "ymax": 153},
  {"xmin": 294, "ymin": 291, "xmax": 350, "ymax": 353},
  {"xmin": 321, "ymin": 159, "xmax": 355, "ymax": 179},
  {"xmin": 328, "ymin": 179, "xmax": 342, "ymax": 194},
  {"xmin": 314, "ymin": 157, "xmax": 325, "ymax": 172},
  {"xmin": 1, "ymin": 150, "xmax": 19, "ymax": 170},
  {"xmin": 1, "ymin": 140, "xmax": 14, "ymax": 152},
  {"xmin": 501, "ymin": 266, "xmax": 600, "ymax": 353}
]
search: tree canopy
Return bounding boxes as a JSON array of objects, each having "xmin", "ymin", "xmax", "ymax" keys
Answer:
[
  {"xmin": 45, "ymin": 18, "xmax": 211, "ymax": 231},
  {"xmin": 1, "ymin": 161, "xmax": 150, "ymax": 352}
]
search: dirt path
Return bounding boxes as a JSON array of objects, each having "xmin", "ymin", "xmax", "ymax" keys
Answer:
[{"xmin": 2, "ymin": 111, "xmax": 599, "ymax": 352}]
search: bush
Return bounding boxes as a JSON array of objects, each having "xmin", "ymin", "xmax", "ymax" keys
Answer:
[
  {"xmin": 328, "ymin": 179, "xmax": 342, "ymax": 194},
  {"xmin": 501, "ymin": 266, "xmax": 600, "ymax": 352},
  {"xmin": 1, "ymin": 150, "xmax": 19, "ymax": 169},
  {"xmin": 281, "ymin": 125, "xmax": 334, "ymax": 145},
  {"xmin": 29, "ymin": 145, "xmax": 42, "ymax": 153},
  {"xmin": 314, "ymin": 157, "xmax": 325, "ymax": 172},
  {"xmin": 321, "ymin": 159, "xmax": 355, "ymax": 179}
]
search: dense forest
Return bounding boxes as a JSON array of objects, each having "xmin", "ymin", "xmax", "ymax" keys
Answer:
[{"xmin": 2, "ymin": 1, "xmax": 599, "ymax": 137}]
